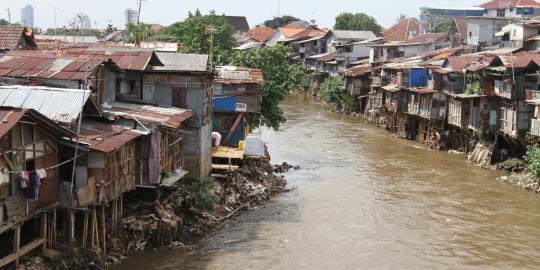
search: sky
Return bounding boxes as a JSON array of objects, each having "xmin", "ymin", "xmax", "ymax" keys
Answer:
[{"xmin": 3, "ymin": 0, "xmax": 488, "ymax": 30}]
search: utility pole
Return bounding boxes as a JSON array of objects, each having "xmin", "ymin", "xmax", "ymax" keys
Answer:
[
  {"xmin": 277, "ymin": 0, "xmax": 280, "ymax": 17},
  {"xmin": 6, "ymin": 9, "xmax": 10, "ymax": 24},
  {"xmin": 205, "ymin": 25, "xmax": 216, "ymax": 64},
  {"xmin": 54, "ymin": 7, "xmax": 60, "ymax": 36},
  {"xmin": 135, "ymin": 0, "xmax": 146, "ymax": 47}
]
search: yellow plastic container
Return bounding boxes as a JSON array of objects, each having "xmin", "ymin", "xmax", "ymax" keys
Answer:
[{"xmin": 238, "ymin": 140, "xmax": 245, "ymax": 151}]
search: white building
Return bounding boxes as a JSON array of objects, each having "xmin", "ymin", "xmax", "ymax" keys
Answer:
[
  {"xmin": 20, "ymin": 4, "xmax": 34, "ymax": 28},
  {"xmin": 479, "ymin": 0, "xmax": 540, "ymax": 18},
  {"xmin": 125, "ymin": 8, "xmax": 138, "ymax": 25},
  {"xmin": 81, "ymin": 15, "xmax": 92, "ymax": 29},
  {"xmin": 466, "ymin": 17, "xmax": 516, "ymax": 48}
]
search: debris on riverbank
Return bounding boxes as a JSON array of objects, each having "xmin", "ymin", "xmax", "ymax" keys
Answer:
[
  {"xmin": 40, "ymin": 154, "xmax": 289, "ymax": 269},
  {"xmin": 498, "ymin": 173, "xmax": 540, "ymax": 192}
]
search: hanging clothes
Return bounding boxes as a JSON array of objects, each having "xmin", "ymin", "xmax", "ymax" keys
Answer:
[
  {"xmin": 0, "ymin": 168, "xmax": 9, "ymax": 185},
  {"xmin": 36, "ymin": 169, "xmax": 47, "ymax": 179},
  {"xmin": 33, "ymin": 174, "xmax": 41, "ymax": 200}
]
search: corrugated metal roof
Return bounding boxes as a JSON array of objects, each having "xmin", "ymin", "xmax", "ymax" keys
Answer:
[
  {"xmin": 214, "ymin": 66, "xmax": 263, "ymax": 84},
  {"xmin": 104, "ymin": 102, "xmax": 193, "ymax": 129},
  {"xmin": 0, "ymin": 108, "xmax": 26, "ymax": 138},
  {"xmin": 154, "ymin": 52, "xmax": 210, "ymax": 72},
  {"xmin": 0, "ymin": 85, "xmax": 92, "ymax": 125},
  {"xmin": 0, "ymin": 26, "xmax": 37, "ymax": 50},
  {"xmin": 346, "ymin": 64, "xmax": 372, "ymax": 77},
  {"xmin": 76, "ymin": 119, "xmax": 144, "ymax": 153},
  {"xmin": 0, "ymin": 53, "xmax": 103, "ymax": 81},
  {"xmin": 61, "ymin": 48, "xmax": 163, "ymax": 71},
  {"xmin": 332, "ymin": 30, "xmax": 376, "ymax": 41}
]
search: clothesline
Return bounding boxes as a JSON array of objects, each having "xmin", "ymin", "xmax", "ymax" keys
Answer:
[{"xmin": 3, "ymin": 152, "xmax": 87, "ymax": 174}]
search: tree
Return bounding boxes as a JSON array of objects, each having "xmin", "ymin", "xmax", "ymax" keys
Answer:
[
  {"xmin": 431, "ymin": 18, "xmax": 451, "ymax": 33},
  {"xmin": 106, "ymin": 24, "xmax": 117, "ymax": 34},
  {"xmin": 264, "ymin": 15, "xmax": 300, "ymax": 29},
  {"xmin": 123, "ymin": 22, "xmax": 156, "ymax": 43},
  {"xmin": 163, "ymin": 10, "xmax": 234, "ymax": 60},
  {"xmin": 334, "ymin": 12, "xmax": 381, "ymax": 35},
  {"xmin": 224, "ymin": 45, "xmax": 309, "ymax": 130},
  {"xmin": 0, "ymin": 19, "xmax": 9, "ymax": 26}
]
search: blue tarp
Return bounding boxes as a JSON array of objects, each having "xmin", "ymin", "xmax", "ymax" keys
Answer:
[
  {"xmin": 213, "ymin": 96, "xmax": 237, "ymax": 112},
  {"xmin": 409, "ymin": 69, "xmax": 428, "ymax": 88}
]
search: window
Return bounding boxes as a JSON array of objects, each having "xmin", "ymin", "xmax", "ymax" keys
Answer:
[
  {"xmin": 497, "ymin": 9, "xmax": 505, "ymax": 17},
  {"xmin": 116, "ymin": 79, "xmax": 140, "ymax": 100},
  {"xmin": 219, "ymin": 117, "xmax": 234, "ymax": 132}
]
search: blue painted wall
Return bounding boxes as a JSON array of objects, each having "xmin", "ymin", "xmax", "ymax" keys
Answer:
[
  {"xmin": 410, "ymin": 69, "xmax": 428, "ymax": 88},
  {"xmin": 212, "ymin": 113, "xmax": 246, "ymax": 147},
  {"xmin": 213, "ymin": 96, "xmax": 237, "ymax": 112}
]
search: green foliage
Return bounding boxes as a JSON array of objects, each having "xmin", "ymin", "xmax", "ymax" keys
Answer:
[
  {"xmin": 465, "ymin": 73, "xmax": 482, "ymax": 95},
  {"xmin": 264, "ymin": 15, "xmax": 300, "ymax": 29},
  {"xmin": 105, "ymin": 24, "xmax": 117, "ymax": 34},
  {"xmin": 224, "ymin": 45, "xmax": 309, "ymax": 130},
  {"xmin": 185, "ymin": 178, "xmax": 219, "ymax": 211},
  {"xmin": 431, "ymin": 17, "xmax": 451, "ymax": 33},
  {"xmin": 0, "ymin": 19, "xmax": 9, "ymax": 26},
  {"xmin": 320, "ymin": 77, "xmax": 344, "ymax": 104},
  {"xmin": 160, "ymin": 9, "xmax": 235, "ymax": 60},
  {"xmin": 334, "ymin": 12, "xmax": 381, "ymax": 35},
  {"xmin": 525, "ymin": 144, "xmax": 540, "ymax": 182},
  {"xmin": 123, "ymin": 22, "xmax": 159, "ymax": 43}
]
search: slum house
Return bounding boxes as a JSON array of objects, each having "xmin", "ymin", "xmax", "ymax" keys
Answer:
[
  {"xmin": 58, "ymin": 118, "xmax": 144, "ymax": 256},
  {"xmin": 0, "ymin": 26, "xmax": 37, "ymax": 52},
  {"xmin": 449, "ymin": 18, "xmax": 468, "ymax": 47},
  {"xmin": 234, "ymin": 26, "xmax": 275, "ymax": 51},
  {"xmin": 142, "ymin": 52, "xmax": 213, "ymax": 181},
  {"xmin": 212, "ymin": 66, "xmax": 263, "ymax": 173},
  {"xmin": 381, "ymin": 18, "xmax": 420, "ymax": 42},
  {"xmin": 370, "ymin": 33, "xmax": 449, "ymax": 63},
  {"xmin": 335, "ymin": 37, "xmax": 384, "ymax": 75},
  {"xmin": 344, "ymin": 64, "xmax": 373, "ymax": 113},
  {"xmin": 303, "ymin": 52, "xmax": 338, "ymax": 77},
  {"xmin": 265, "ymin": 27, "xmax": 305, "ymax": 48},
  {"xmin": 485, "ymin": 53, "xmax": 539, "ymax": 143},
  {"xmin": 212, "ymin": 66, "xmax": 262, "ymax": 147},
  {"xmin": 479, "ymin": 0, "xmax": 540, "ymax": 18},
  {"xmin": 289, "ymin": 27, "xmax": 329, "ymax": 62},
  {"xmin": 496, "ymin": 19, "xmax": 540, "ymax": 50},
  {"xmin": 466, "ymin": 16, "xmax": 518, "ymax": 48},
  {"xmin": 0, "ymin": 108, "xmax": 73, "ymax": 269},
  {"xmin": 0, "ymin": 85, "xmax": 100, "ymax": 268}
]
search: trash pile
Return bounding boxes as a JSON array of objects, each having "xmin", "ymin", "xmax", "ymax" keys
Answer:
[
  {"xmin": 273, "ymin": 162, "xmax": 301, "ymax": 173},
  {"xmin": 18, "ymin": 256, "xmax": 51, "ymax": 270}
]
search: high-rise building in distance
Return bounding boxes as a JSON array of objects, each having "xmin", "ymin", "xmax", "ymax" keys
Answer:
[
  {"xmin": 125, "ymin": 8, "xmax": 138, "ymax": 26},
  {"xmin": 21, "ymin": 4, "xmax": 34, "ymax": 27}
]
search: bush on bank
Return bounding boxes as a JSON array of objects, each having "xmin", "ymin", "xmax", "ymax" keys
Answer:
[
  {"xmin": 524, "ymin": 144, "xmax": 540, "ymax": 183},
  {"xmin": 319, "ymin": 77, "xmax": 357, "ymax": 112}
]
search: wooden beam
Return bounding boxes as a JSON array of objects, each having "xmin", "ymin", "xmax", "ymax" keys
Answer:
[{"xmin": 0, "ymin": 238, "xmax": 45, "ymax": 268}]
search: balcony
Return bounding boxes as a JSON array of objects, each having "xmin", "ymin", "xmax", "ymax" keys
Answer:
[
  {"xmin": 526, "ymin": 89, "xmax": 540, "ymax": 101},
  {"xmin": 532, "ymin": 119, "xmax": 540, "ymax": 137}
]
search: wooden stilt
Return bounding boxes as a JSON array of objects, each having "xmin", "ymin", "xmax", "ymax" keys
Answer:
[
  {"xmin": 41, "ymin": 213, "xmax": 48, "ymax": 252},
  {"xmin": 53, "ymin": 209, "xmax": 57, "ymax": 248},
  {"xmin": 101, "ymin": 205, "xmax": 106, "ymax": 256},
  {"xmin": 69, "ymin": 210, "xmax": 75, "ymax": 253},
  {"xmin": 82, "ymin": 211, "xmax": 88, "ymax": 250},
  {"xmin": 93, "ymin": 207, "xmax": 100, "ymax": 252},
  {"xmin": 13, "ymin": 226, "xmax": 20, "ymax": 267}
]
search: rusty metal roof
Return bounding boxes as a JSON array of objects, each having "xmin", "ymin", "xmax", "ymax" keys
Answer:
[
  {"xmin": 497, "ymin": 52, "xmax": 540, "ymax": 68},
  {"xmin": 0, "ymin": 53, "xmax": 105, "ymax": 81},
  {"xmin": 104, "ymin": 102, "xmax": 193, "ymax": 129},
  {"xmin": 61, "ymin": 48, "xmax": 163, "ymax": 71},
  {"xmin": 479, "ymin": 0, "xmax": 540, "ymax": 9},
  {"xmin": 0, "ymin": 108, "xmax": 26, "ymax": 138},
  {"xmin": 346, "ymin": 64, "xmax": 372, "ymax": 77},
  {"xmin": 0, "ymin": 85, "xmax": 92, "ymax": 125},
  {"xmin": 214, "ymin": 66, "xmax": 263, "ymax": 84},
  {"xmin": 76, "ymin": 119, "xmax": 144, "ymax": 153}
]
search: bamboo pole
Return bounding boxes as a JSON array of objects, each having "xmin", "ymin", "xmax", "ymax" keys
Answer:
[
  {"xmin": 82, "ymin": 211, "xmax": 88, "ymax": 250},
  {"xmin": 102, "ymin": 205, "xmax": 106, "ymax": 256}
]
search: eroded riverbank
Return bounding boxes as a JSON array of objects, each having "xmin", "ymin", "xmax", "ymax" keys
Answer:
[{"xmin": 113, "ymin": 95, "xmax": 540, "ymax": 270}]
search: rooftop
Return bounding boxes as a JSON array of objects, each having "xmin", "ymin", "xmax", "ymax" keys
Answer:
[
  {"xmin": 0, "ymin": 26, "xmax": 37, "ymax": 51},
  {"xmin": 154, "ymin": 52, "xmax": 210, "ymax": 72},
  {"xmin": 214, "ymin": 66, "xmax": 263, "ymax": 84},
  {"xmin": 478, "ymin": 0, "xmax": 540, "ymax": 9},
  {"xmin": 104, "ymin": 102, "xmax": 193, "ymax": 129},
  {"xmin": 76, "ymin": 119, "xmax": 144, "ymax": 153}
]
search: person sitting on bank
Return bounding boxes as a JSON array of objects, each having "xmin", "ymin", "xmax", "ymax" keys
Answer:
[{"xmin": 212, "ymin": 132, "xmax": 222, "ymax": 148}]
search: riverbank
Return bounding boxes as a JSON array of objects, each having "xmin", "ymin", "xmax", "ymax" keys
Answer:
[{"xmin": 14, "ymin": 155, "xmax": 289, "ymax": 270}]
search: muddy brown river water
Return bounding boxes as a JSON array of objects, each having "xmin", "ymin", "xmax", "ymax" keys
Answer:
[{"xmin": 113, "ymin": 95, "xmax": 540, "ymax": 270}]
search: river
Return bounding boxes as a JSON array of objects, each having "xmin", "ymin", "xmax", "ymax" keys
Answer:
[{"xmin": 113, "ymin": 95, "xmax": 540, "ymax": 270}]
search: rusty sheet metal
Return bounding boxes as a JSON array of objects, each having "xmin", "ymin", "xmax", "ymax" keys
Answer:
[
  {"xmin": 346, "ymin": 64, "xmax": 372, "ymax": 77},
  {"xmin": 214, "ymin": 66, "xmax": 263, "ymax": 85},
  {"xmin": 0, "ymin": 108, "xmax": 26, "ymax": 138},
  {"xmin": 105, "ymin": 102, "xmax": 194, "ymax": 129},
  {"xmin": 0, "ymin": 53, "xmax": 102, "ymax": 81},
  {"xmin": 498, "ymin": 53, "xmax": 540, "ymax": 68},
  {"xmin": 61, "ymin": 48, "xmax": 161, "ymax": 71},
  {"xmin": 409, "ymin": 88, "xmax": 439, "ymax": 94},
  {"xmin": 5, "ymin": 194, "xmax": 26, "ymax": 221},
  {"xmin": 76, "ymin": 119, "xmax": 144, "ymax": 153}
]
